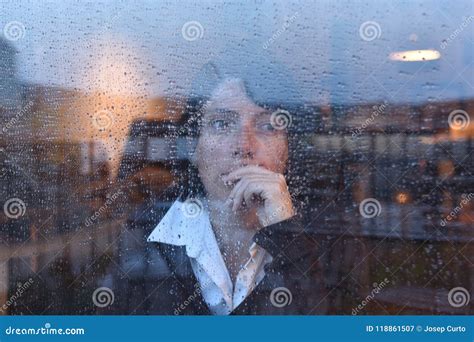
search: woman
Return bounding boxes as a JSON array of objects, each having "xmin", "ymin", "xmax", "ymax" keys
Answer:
[{"xmin": 102, "ymin": 52, "xmax": 327, "ymax": 315}]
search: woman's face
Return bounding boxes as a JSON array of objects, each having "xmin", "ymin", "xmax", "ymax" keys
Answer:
[{"xmin": 195, "ymin": 79, "xmax": 289, "ymax": 201}]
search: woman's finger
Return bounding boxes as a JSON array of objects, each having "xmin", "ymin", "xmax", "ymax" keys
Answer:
[
  {"xmin": 242, "ymin": 180, "xmax": 274, "ymax": 208},
  {"xmin": 228, "ymin": 175, "xmax": 268, "ymax": 200},
  {"xmin": 222, "ymin": 165, "xmax": 275, "ymax": 182},
  {"xmin": 229, "ymin": 177, "xmax": 276, "ymax": 212},
  {"xmin": 230, "ymin": 177, "xmax": 266, "ymax": 211},
  {"xmin": 229, "ymin": 177, "xmax": 250, "ymax": 211}
]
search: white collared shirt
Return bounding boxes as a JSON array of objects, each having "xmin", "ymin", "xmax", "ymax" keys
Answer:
[{"xmin": 147, "ymin": 200, "xmax": 273, "ymax": 315}]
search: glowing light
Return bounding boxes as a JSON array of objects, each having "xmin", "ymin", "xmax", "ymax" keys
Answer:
[
  {"xmin": 389, "ymin": 49, "xmax": 441, "ymax": 62},
  {"xmin": 395, "ymin": 191, "xmax": 410, "ymax": 204}
]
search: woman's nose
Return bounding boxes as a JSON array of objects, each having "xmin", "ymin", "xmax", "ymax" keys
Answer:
[{"xmin": 233, "ymin": 125, "xmax": 257, "ymax": 159}]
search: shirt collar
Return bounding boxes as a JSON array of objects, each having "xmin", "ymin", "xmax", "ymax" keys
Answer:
[
  {"xmin": 147, "ymin": 199, "xmax": 274, "ymax": 314},
  {"xmin": 147, "ymin": 199, "xmax": 271, "ymax": 264},
  {"xmin": 147, "ymin": 199, "xmax": 234, "ymax": 303},
  {"xmin": 147, "ymin": 199, "xmax": 211, "ymax": 259}
]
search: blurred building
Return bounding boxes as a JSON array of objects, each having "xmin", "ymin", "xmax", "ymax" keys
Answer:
[{"xmin": 0, "ymin": 33, "xmax": 472, "ymax": 314}]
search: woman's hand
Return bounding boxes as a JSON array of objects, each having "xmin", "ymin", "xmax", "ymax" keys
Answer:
[{"xmin": 222, "ymin": 166, "xmax": 295, "ymax": 227}]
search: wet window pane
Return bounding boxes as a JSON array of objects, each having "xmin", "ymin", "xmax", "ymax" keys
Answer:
[{"xmin": 0, "ymin": 0, "xmax": 472, "ymax": 315}]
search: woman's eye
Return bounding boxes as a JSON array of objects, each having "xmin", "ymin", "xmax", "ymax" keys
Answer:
[
  {"xmin": 258, "ymin": 122, "xmax": 276, "ymax": 132},
  {"xmin": 209, "ymin": 119, "xmax": 230, "ymax": 131}
]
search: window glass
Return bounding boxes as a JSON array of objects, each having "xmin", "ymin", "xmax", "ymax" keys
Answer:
[{"xmin": 0, "ymin": 0, "xmax": 472, "ymax": 315}]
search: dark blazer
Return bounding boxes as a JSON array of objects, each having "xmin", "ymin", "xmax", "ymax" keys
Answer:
[{"xmin": 98, "ymin": 199, "xmax": 329, "ymax": 315}]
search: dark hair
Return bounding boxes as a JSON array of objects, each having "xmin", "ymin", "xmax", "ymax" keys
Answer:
[{"xmin": 178, "ymin": 51, "xmax": 308, "ymax": 210}]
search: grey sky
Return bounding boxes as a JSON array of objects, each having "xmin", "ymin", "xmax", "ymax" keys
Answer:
[{"xmin": 2, "ymin": 0, "xmax": 473, "ymax": 104}]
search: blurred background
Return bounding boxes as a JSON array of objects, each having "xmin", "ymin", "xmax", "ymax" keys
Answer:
[{"xmin": 0, "ymin": 0, "xmax": 472, "ymax": 314}]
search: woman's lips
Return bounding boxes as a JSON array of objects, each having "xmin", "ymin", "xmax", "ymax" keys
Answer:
[
  {"xmin": 219, "ymin": 171, "xmax": 236, "ymax": 187},
  {"xmin": 220, "ymin": 175, "xmax": 235, "ymax": 187}
]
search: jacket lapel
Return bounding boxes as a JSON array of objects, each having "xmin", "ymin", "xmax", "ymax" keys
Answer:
[{"xmin": 155, "ymin": 243, "xmax": 212, "ymax": 315}]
